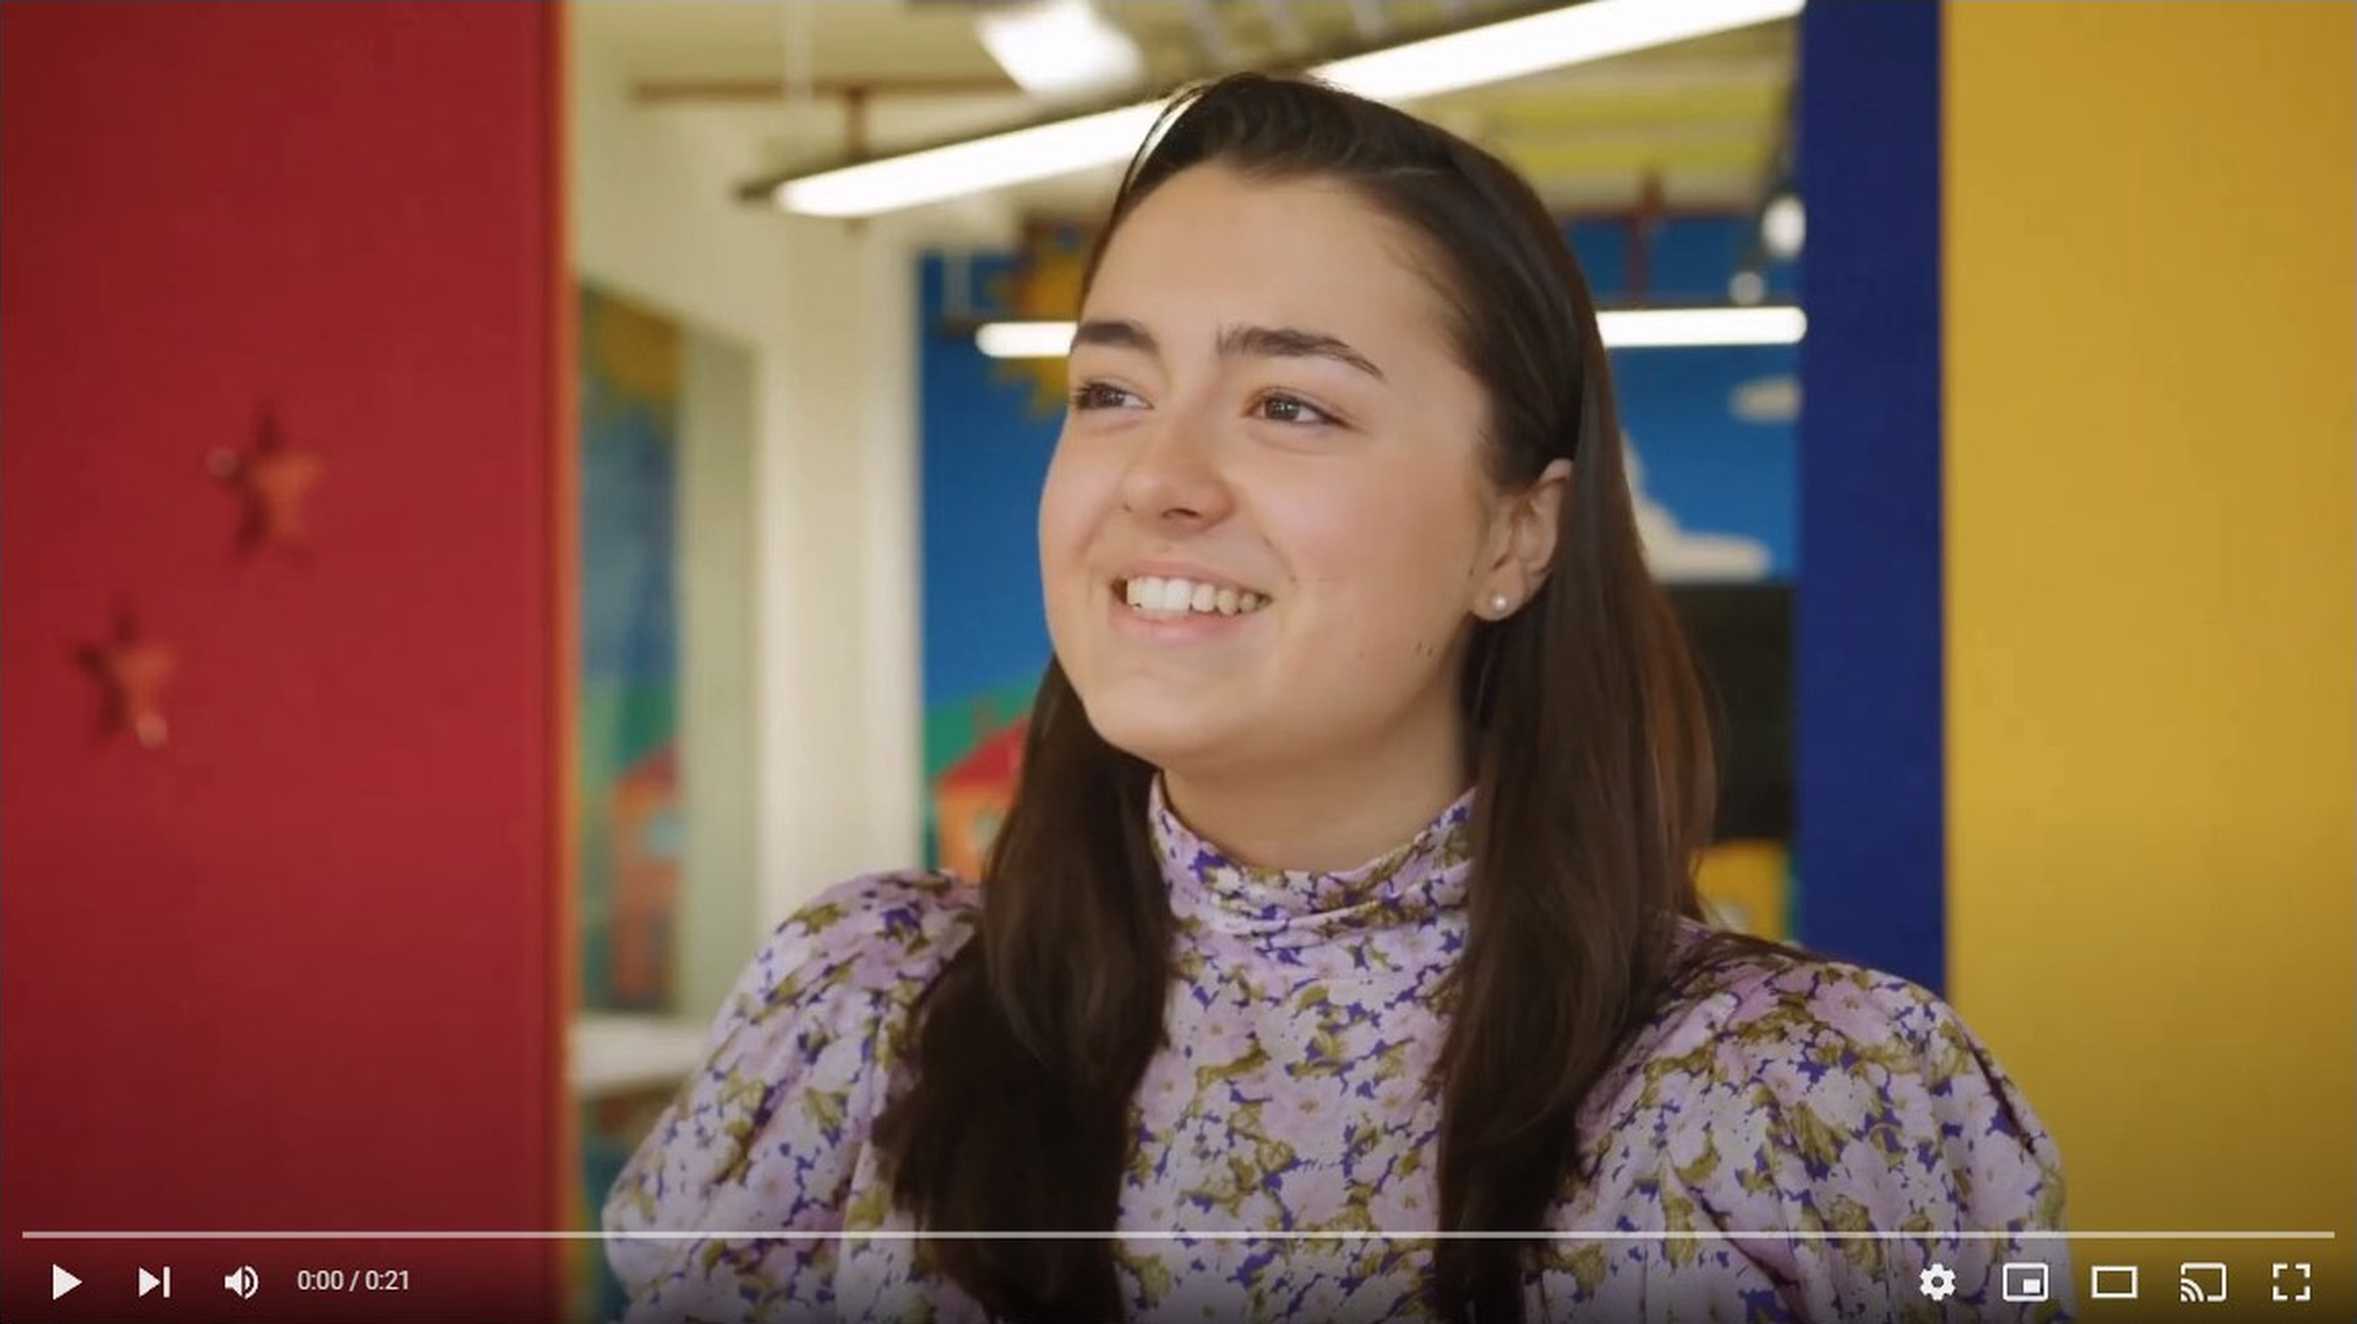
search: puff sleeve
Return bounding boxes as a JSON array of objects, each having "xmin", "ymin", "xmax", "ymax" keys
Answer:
[
  {"xmin": 600, "ymin": 871, "xmax": 979, "ymax": 1324},
  {"xmin": 1645, "ymin": 958, "xmax": 2072, "ymax": 1322}
]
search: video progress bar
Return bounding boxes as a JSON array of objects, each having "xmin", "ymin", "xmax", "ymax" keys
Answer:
[{"xmin": 20, "ymin": 1230, "xmax": 2344, "ymax": 1242}]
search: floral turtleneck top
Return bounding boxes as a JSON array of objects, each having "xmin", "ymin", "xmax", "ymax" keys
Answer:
[{"xmin": 604, "ymin": 775, "xmax": 2069, "ymax": 1323}]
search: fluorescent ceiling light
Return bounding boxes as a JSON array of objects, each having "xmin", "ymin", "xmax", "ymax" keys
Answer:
[
  {"xmin": 1596, "ymin": 307, "xmax": 1805, "ymax": 347},
  {"xmin": 977, "ymin": 0, "xmax": 1144, "ymax": 101},
  {"xmin": 777, "ymin": 103, "xmax": 1162, "ymax": 217},
  {"xmin": 1316, "ymin": 0, "xmax": 1804, "ymax": 103},
  {"xmin": 1761, "ymin": 192, "xmax": 1805, "ymax": 259},
  {"xmin": 976, "ymin": 321, "xmax": 1087, "ymax": 359},
  {"xmin": 975, "ymin": 306, "xmax": 1806, "ymax": 359},
  {"xmin": 772, "ymin": 0, "xmax": 1805, "ymax": 217}
]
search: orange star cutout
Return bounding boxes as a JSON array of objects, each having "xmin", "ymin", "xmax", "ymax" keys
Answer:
[
  {"xmin": 77, "ymin": 610, "xmax": 177, "ymax": 749},
  {"xmin": 210, "ymin": 407, "xmax": 324, "ymax": 555}
]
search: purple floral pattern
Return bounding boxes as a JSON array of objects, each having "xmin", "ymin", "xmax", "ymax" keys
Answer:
[{"xmin": 605, "ymin": 775, "xmax": 2068, "ymax": 1322}]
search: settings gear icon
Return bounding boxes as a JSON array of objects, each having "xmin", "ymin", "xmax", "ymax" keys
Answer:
[{"xmin": 1918, "ymin": 1262, "xmax": 1960, "ymax": 1301}]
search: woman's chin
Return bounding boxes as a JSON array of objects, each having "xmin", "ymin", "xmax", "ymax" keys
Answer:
[{"xmin": 1082, "ymin": 696, "xmax": 1246, "ymax": 770}]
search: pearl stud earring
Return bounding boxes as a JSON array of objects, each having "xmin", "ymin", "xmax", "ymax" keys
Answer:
[{"xmin": 1489, "ymin": 592, "xmax": 1510, "ymax": 615}]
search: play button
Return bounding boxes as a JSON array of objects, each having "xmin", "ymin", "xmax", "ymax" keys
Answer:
[{"xmin": 51, "ymin": 1264, "xmax": 81, "ymax": 1299}]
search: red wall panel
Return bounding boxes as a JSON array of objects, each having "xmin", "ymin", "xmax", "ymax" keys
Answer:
[{"xmin": 2, "ymin": 3, "xmax": 563, "ymax": 1317}]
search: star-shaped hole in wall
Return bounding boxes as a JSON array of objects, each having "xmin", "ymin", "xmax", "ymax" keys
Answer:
[
  {"xmin": 75, "ymin": 606, "xmax": 177, "ymax": 750},
  {"xmin": 209, "ymin": 405, "xmax": 324, "ymax": 558}
]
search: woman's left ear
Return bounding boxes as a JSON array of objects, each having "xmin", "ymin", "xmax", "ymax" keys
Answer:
[{"xmin": 1511, "ymin": 458, "xmax": 1573, "ymax": 587}]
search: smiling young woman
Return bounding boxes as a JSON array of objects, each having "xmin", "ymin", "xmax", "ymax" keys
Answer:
[{"xmin": 603, "ymin": 72, "xmax": 2066, "ymax": 1324}]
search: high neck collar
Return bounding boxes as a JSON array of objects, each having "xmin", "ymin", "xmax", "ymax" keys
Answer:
[{"xmin": 1148, "ymin": 771, "xmax": 1478, "ymax": 980}]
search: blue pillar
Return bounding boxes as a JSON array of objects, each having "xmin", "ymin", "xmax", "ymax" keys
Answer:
[{"xmin": 1794, "ymin": 0, "xmax": 1946, "ymax": 991}]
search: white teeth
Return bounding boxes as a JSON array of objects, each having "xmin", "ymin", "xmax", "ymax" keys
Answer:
[{"xmin": 1122, "ymin": 575, "xmax": 1269, "ymax": 617}]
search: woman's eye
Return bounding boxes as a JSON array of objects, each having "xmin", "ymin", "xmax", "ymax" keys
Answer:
[
  {"xmin": 1068, "ymin": 382, "xmax": 1139, "ymax": 411},
  {"xmin": 1254, "ymin": 392, "xmax": 1336, "ymax": 428},
  {"xmin": 1067, "ymin": 381, "xmax": 1335, "ymax": 428}
]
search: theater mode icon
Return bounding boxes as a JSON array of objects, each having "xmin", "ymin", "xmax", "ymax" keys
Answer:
[{"xmin": 2089, "ymin": 1264, "xmax": 2140, "ymax": 1300}]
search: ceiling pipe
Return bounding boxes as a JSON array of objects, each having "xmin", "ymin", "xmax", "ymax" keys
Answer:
[{"xmin": 632, "ymin": 75, "xmax": 1017, "ymax": 104}]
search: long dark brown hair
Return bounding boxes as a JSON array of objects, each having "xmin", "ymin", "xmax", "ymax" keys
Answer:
[{"xmin": 875, "ymin": 70, "xmax": 1768, "ymax": 1322}]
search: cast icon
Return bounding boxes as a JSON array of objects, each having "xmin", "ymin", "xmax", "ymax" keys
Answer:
[{"xmin": 2178, "ymin": 1261, "xmax": 2227, "ymax": 1303}]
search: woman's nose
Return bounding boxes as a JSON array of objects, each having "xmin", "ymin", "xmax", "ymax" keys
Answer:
[{"xmin": 1118, "ymin": 420, "xmax": 1234, "ymax": 526}]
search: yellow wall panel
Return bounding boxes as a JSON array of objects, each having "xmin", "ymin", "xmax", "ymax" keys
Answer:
[
  {"xmin": 1697, "ymin": 839, "xmax": 1792, "ymax": 941},
  {"xmin": 1946, "ymin": 0, "xmax": 2353, "ymax": 1308}
]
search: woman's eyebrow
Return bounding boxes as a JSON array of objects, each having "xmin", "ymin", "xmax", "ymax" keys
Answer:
[{"xmin": 1070, "ymin": 317, "xmax": 1387, "ymax": 384}]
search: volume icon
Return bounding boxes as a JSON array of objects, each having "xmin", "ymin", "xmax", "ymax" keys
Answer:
[{"xmin": 223, "ymin": 1264, "xmax": 260, "ymax": 1299}]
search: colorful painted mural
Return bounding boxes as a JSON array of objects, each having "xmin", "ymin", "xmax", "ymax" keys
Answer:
[
  {"xmin": 936, "ymin": 714, "xmax": 1027, "ymax": 880},
  {"xmin": 577, "ymin": 282, "xmax": 684, "ymax": 1012},
  {"xmin": 573, "ymin": 281, "xmax": 690, "ymax": 1323}
]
